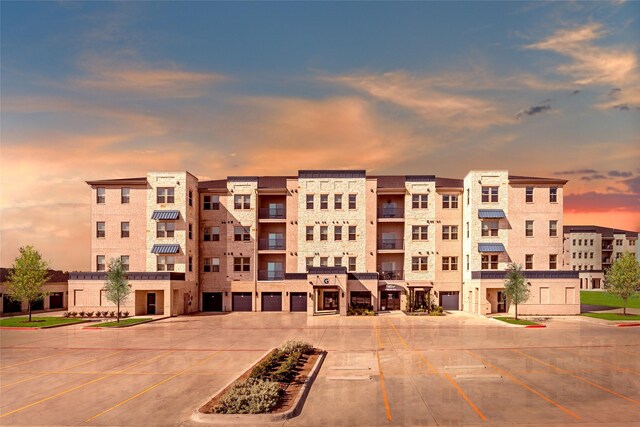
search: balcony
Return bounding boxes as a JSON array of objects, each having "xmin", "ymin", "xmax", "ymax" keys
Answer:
[
  {"xmin": 258, "ymin": 270, "xmax": 285, "ymax": 281},
  {"xmin": 377, "ymin": 238, "xmax": 404, "ymax": 251},
  {"xmin": 602, "ymin": 245, "xmax": 613, "ymax": 251},
  {"xmin": 377, "ymin": 207, "xmax": 404, "ymax": 221},
  {"xmin": 378, "ymin": 270, "xmax": 404, "ymax": 280},
  {"xmin": 258, "ymin": 238, "xmax": 286, "ymax": 251},
  {"xmin": 259, "ymin": 207, "xmax": 286, "ymax": 220}
]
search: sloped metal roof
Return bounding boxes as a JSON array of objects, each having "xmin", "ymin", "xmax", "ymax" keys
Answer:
[{"xmin": 151, "ymin": 210, "xmax": 180, "ymax": 220}]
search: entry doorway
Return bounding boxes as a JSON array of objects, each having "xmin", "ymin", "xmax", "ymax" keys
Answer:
[
  {"xmin": 380, "ymin": 291, "xmax": 400, "ymax": 310},
  {"xmin": 49, "ymin": 292, "xmax": 64, "ymax": 309},
  {"xmin": 497, "ymin": 291, "xmax": 507, "ymax": 313},
  {"xmin": 322, "ymin": 291, "xmax": 339, "ymax": 310},
  {"xmin": 147, "ymin": 293, "xmax": 156, "ymax": 315}
]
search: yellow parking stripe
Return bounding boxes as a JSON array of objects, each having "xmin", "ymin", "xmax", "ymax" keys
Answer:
[
  {"xmin": 0, "ymin": 349, "xmax": 76, "ymax": 370},
  {"xmin": 373, "ymin": 318, "xmax": 392, "ymax": 422}
]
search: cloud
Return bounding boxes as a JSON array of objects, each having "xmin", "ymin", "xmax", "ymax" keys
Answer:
[
  {"xmin": 554, "ymin": 169, "xmax": 598, "ymax": 175},
  {"xmin": 516, "ymin": 101, "xmax": 551, "ymax": 119},
  {"xmin": 572, "ymin": 90, "xmax": 581, "ymax": 95},
  {"xmin": 580, "ymin": 174, "xmax": 607, "ymax": 181},
  {"xmin": 608, "ymin": 170, "xmax": 632, "ymax": 178},
  {"xmin": 622, "ymin": 176, "xmax": 640, "ymax": 193},
  {"xmin": 565, "ymin": 192, "xmax": 640, "ymax": 212},
  {"xmin": 609, "ymin": 88, "xmax": 622, "ymax": 97}
]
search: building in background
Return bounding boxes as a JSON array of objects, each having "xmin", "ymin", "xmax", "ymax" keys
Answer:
[
  {"xmin": 68, "ymin": 170, "xmax": 580, "ymax": 316},
  {"xmin": 1, "ymin": 269, "xmax": 68, "ymax": 315},
  {"xmin": 563, "ymin": 225, "xmax": 639, "ymax": 290}
]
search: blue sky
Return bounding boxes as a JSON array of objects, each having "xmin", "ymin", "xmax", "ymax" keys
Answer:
[{"xmin": 1, "ymin": 1, "xmax": 639, "ymax": 269}]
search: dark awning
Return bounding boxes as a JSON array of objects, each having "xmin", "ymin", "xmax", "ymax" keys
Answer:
[
  {"xmin": 378, "ymin": 283, "xmax": 407, "ymax": 292},
  {"xmin": 478, "ymin": 209, "xmax": 506, "ymax": 219},
  {"xmin": 151, "ymin": 244, "xmax": 180, "ymax": 254},
  {"xmin": 478, "ymin": 243, "xmax": 506, "ymax": 253},
  {"xmin": 151, "ymin": 210, "xmax": 180, "ymax": 220}
]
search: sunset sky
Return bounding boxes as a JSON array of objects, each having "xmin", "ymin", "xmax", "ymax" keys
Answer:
[{"xmin": 1, "ymin": 2, "xmax": 639, "ymax": 271}]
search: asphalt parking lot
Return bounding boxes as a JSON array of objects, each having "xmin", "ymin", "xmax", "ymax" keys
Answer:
[{"xmin": 1, "ymin": 312, "xmax": 639, "ymax": 426}]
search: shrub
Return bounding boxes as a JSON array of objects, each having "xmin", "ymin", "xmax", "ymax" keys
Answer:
[
  {"xmin": 109, "ymin": 311, "xmax": 116, "ymax": 317},
  {"xmin": 94, "ymin": 311, "xmax": 101, "ymax": 318},
  {"xmin": 63, "ymin": 312, "xmax": 70, "ymax": 318},
  {"xmin": 272, "ymin": 351, "xmax": 300, "ymax": 383},
  {"xmin": 79, "ymin": 311, "xmax": 85, "ymax": 317},
  {"xmin": 101, "ymin": 311, "xmax": 109, "ymax": 317},
  {"xmin": 429, "ymin": 306, "xmax": 444, "ymax": 316},
  {"xmin": 250, "ymin": 350, "xmax": 284, "ymax": 380},
  {"xmin": 213, "ymin": 378, "xmax": 282, "ymax": 414},
  {"xmin": 123, "ymin": 311, "xmax": 130, "ymax": 318},
  {"xmin": 69, "ymin": 311, "xmax": 77, "ymax": 317},
  {"xmin": 280, "ymin": 340, "xmax": 313, "ymax": 355},
  {"xmin": 86, "ymin": 311, "xmax": 94, "ymax": 318}
]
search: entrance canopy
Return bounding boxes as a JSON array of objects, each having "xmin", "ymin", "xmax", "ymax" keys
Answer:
[{"xmin": 378, "ymin": 283, "xmax": 407, "ymax": 292}]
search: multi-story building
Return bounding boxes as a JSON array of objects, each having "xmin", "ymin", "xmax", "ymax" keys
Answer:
[
  {"xmin": 68, "ymin": 170, "xmax": 580, "ymax": 316},
  {"xmin": 563, "ymin": 225, "xmax": 639, "ymax": 290},
  {"xmin": 1, "ymin": 269, "xmax": 68, "ymax": 315}
]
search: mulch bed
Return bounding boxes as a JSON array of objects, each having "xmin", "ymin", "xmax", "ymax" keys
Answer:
[{"xmin": 199, "ymin": 348, "xmax": 321, "ymax": 414}]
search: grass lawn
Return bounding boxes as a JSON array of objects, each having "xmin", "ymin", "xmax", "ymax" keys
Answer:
[
  {"xmin": 581, "ymin": 313, "xmax": 640, "ymax": 321},
  {"xmin": 0, "ymin": 317, "xmax": 87, "ymax": 328},
  {"xmin": 94, "ymin": 318, "xmax": 152, "ymax": 327},
  {"xmin": 494, "ymin": 316, "xmax": 541, "ymax": 326},
  {"xmin": 581, "ymin": 291, "xmax": 640, "ymax": 309}
]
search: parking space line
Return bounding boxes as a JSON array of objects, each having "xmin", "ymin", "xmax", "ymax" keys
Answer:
[
  {"xmin": 466, "ymin": 350, "xmax": 581, "ymax": 420},
  {"xmin": 0, "ymin": 349, "xmax": 76, "ymax": 370},
  {"xmin": 0, "ymin": 350, "xmax": 175, "ymax": 418},
  {"xmin": 559, "ymin": 348, "xmax": 640, "ymax": 375},
  {"xmin": 82, "ymin": 350, "xmax": 223, "ymax": 423},
  {"xmin": 373, "ymin": 318, "xmax": 392, "ymax": 422},
  {"xmin": 1, "ymin": 350, "xmax": 127, "ymax": 389},
  {"xmin": 388, "ymin": 321, "xmax": 486, "ymax": 421},
  {"xmin": 513, "ymin": 349, "xmax": 640, "ymax": 408}
]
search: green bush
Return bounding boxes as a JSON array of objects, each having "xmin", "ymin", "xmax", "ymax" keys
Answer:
[
  {"xmin": 250, "ymin": 350, "xmax": 284, "ymax": 380},
  {"xmin": 429, "ymin": 306, "xmax": 444, "ymax": 316},
  {"xmin": 280, "ymin": 340, "xmax": 313, "ymax": 355},
  {"xmin": 213, "ymin": 378, "xmax": 282, "ymax": 414},
  {"xmin": 63, "ymin": 312, "xmax": 70, "ymax": 318},
  {"xmin": 272, "ymin": 351, "xmax": 301, "ymax": 382}
]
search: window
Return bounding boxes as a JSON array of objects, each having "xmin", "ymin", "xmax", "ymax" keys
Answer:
[
  {"xmin": 320, "ymin": 194, "xmax": 328, "ymax": 210},
  {"xmin": 204, "ymin": 257, "xmax": 220, "ymax": 272},
  {"xmin": 442, "ymin": 256, "xmax": 458, "ymax": 271},
  {"xmin": 320, "ymin": 257, "xmax": 328, "ymax": 267},
  {"xmin": 578, "ymin": 252, "xmax": 582, "ymax": 259},
  {"xmin": 615, "ymin": 239, "xmax": 623, "ymax": 246},
  {"xmin": 481, "ymin": 255, "xmax": 499, "ymax": 270},
  {"xmin": 550, "ymin": 187, "xmax": 558, "ymax": 203},
  {"xmin": 412, "ymin": 225, "xmax": 428, "ymax": 241},
  {"xmin": 348, "ymin": 257, "xmax": 357, "ymax": 271},
  {"xmin": 549, "ymin": 254, "xmax": 557, "ymax": 270},
  {"xmin": 121, "ymin": 222, "xmax": 130, "ymax": 238},
  {"xmin": 306, "ymin": 226, "xmax": 314, "ymax": 241},
  {"xmin": 572, "ymin": 252, "xmax": 576, "ymax": 259},
  {"xmin": 525, "ymin": 254, "xmax": 533, "ymax": 270},
  {"xmin": 306, "ymin": 194, "xmax": 314, "ymax": 210},
  {"xmin": 334, "ymin": 225, "xmax": 342, "ymax": 241},
  {"xmin": 203, "ymin": 195, "xmax": 220, "ymax": 210},
  {"xmin": 442, "ymin": 194, "xmax": 458, "ymax": 209},
  {"xmin": 334, "ymin": 257, "xmax": 342, "ymax": 267},
  {"xmin": 188, "ymin": 190, "xmax": 193, "ymax": 207},
  {"xmin": 481, "ymin": 186, "xmax": 499, "ymax": 203},
  {"xmin": 466, "ymin": 255, "xmax": 470, "ymax": 271},
  {"xmin": 466, "ymin": 189, "xmax": 470, "ymax": 205},
  {"xmin": 234, "ymin": 226, "xmax": 251, "ymax": 241},
  {"xmin": 121, "ymin": 187, "xmax": 130, "ymax": 204},
  {"xmin": 306, "ymin": 257, "xmax": 314, "ymax": 269},
  {"xmin": 349, "ymin": 194, "xmax": 357, "ymax": 209},
  {"xmin": 578, "ymin": 239, "xmax": 582, "ymax": 245},
  {"xmin": 156, "ymin": 222, "xmax": 175, "ymax": 238},
  {"xmin": 120, "ymin": 255, "xmax": 129, "ymax": 272},
  {"xmin": 96, "ymin": 222, "xmax": 105, "ymax": 238},
  {"xmin": 334, "ymin": 194, "xmax": 342, "ymax": 209},
  {"xmin": 466, "ymin": 222, "xmax": 470, "ymax": 238},
  {"xmin": 442, "ymin": 225, "xmax": 458, "ymax": 240},
  {"xmin": 157, "ymin": 187, "xmax": 174, "ymax": 204},
  {"xmin": 234, "ymin": 195, "xmax": 251, "ymax": 210},
  {"xmin": 96, "ymin": 255, "xmax": 105, "ymax": 271},
  {"xmin": 348, "ymin": 226, "xmax": 356, "ymax": 241},
  {"xmin": 203, "ymin": 226, "xmax": 220, "ymax": 241},
  {"xmin": 203, "ymin": 227, "xmax": 212, "ymax": 241},
  {"xmin": 525, "ymin": 220, "xmax": 534, "ymax": 237},
  {"xmin": 590, "ymin": 239, "xmax": 594, "ymax": 246},
  {"xmin": 97, "ymin": 187, "xmax": 105, "ymax": 204},
  {"xmin": 482, "ymin": 221, "xmax": 498, "ymax": 237},
  {"xmin": 526, "ymin": 187, "xmax": 534, "ymax": 203},
  {"xmin": 590, "ymin": 252, "xmax": 594, "ymax": 259},
  {"xmin": 412, "ymin": 194, "xmax": 428, "ymax": 209},
  {"xmin": 412, "ymin": 256, "xmax": 428, "ymax": 271},
  {"xmin": 233, "ymin": 257, "xmax": 250, "ymax": 272},
  {"xmin": 320, "ymin": 226, "xmax": 328, "ymax": 241},
  {"xmin": 188, "ymin": 223, "xmax": 193, "ymax": 240},
  {"xmin": 188, "ymin": 256, "xmax": 193, "ymax": 272},
  {"xmin": 157, "ymin": 255, "xmax": 175, "ymax": 271},
  {"xmin": 572, "ymin": 239, "xmax": 576, "ymax": 246},
  {"xmin": 549, "ymin": 220, "xmax": 558, "ymax": 237}
]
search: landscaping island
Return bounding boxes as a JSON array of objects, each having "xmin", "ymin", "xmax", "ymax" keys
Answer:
[
  {"xmin": 198, "ymin": 340, "xmax": 324, "ymax": 419},
  {"xmin": 0, "ymin": 316, "xmax": 88, "ymax": 328}
]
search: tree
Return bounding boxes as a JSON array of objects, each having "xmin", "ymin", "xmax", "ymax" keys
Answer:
[
  {"xmin": 503, "ymin": 263, "xmax": 530, "ymax": 320},
  {"xmin": 104, "ymin": 258, "xmax": 130, "ymax": 322},
  {"xmin": 6, "ymin": 246, "xmax": 51, "ymax": 322},
  {"xmin": 605, "ymin": 252, "xmax": 640, "ymax": 315}
]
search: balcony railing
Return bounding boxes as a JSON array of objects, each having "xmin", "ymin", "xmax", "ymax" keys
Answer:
[
  {"xmin": 258, "ymin": 270, "xmax": 285, "ymax": 281},
  {"xmin": 377, "ymin": 239, "xmax": 404, "ymax": 250},
  {"xmin": 377, "ymin": 207, "xmax": 404, "ymax": 219},
  {"xmin": 602, "ymin": 245, "xmax": 613, "ymax": 250},
  {"xmin": 258, "ymin": 238, "xmax": 286, "ymax": 250},
  {"xmin": 258, "ymin": 207, "xmax": 286, "ymax": 219},
  {"xmin": 379, "ymin": 270, "xmax": 404, "ymax": 280}
]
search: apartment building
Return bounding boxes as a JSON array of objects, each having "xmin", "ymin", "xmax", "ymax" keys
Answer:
[
  {"xmin": 68, "ymin": 170, "xmax": 580, "ymax": 316},
  {"xmin": 563, "ymin": 225, "xmax": 639, "ymax": 290}
]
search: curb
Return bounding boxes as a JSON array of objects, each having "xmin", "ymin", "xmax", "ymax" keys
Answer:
[
  {"xmin": 524, "ymin": 325, "xmax": 546, "ymax": 328},
  {"xmin": 191, "ymin": 350, "xmax": 327, "ymax": 424},
  {"xmin": 0, "ymin": 326, "xmax": 38, "ymax": 330},
  {"xmin": 81, "ymin": 317, "xmax": 164, "ymax": 329},
  {"xmin": 617, "ymin": 323, "xmax": 640, "ymax": 327},
  {"xmin": 42, "ymin": 320, "xmax": 92, "ymax": 329}
]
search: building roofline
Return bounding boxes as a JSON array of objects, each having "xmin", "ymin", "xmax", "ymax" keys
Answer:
[
  {"xmin": 508, "ymin": 175, "xmax": 568, "ymax": 185},
  {"xmin": 563, "ymin": 225, "xmax": 638, "ymax": 238},
  {"xmin": 86, "ymin": 177, "xmax": 147, "ymax": 187}
]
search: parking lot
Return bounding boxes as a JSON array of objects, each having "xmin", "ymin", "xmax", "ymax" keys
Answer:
[{"xmin": 1, "ymin": 312, "xmax": 639, "ymax": 426}]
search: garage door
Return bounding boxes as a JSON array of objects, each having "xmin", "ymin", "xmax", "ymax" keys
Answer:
[
  {"xmin": 232, "ymin": 292, "xmax": 253, "ymax": 312},
  {"xmin": 440, "ymin": 292, "xmax": 459, "ymax": 310},
  {"xmin": 3, "ymin": 295, "xmax": 22, "ymax": 313},
  {"xmin": 202, "ymin": 292, "xmax": 223, "ymax": 312},
  {"xmin": 261, "ymin": 292, "xmax": 282, "ymax": 312},
  {"xmin": 290, "ymin": 292, "xmax": 307, "ymax": 312}
]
